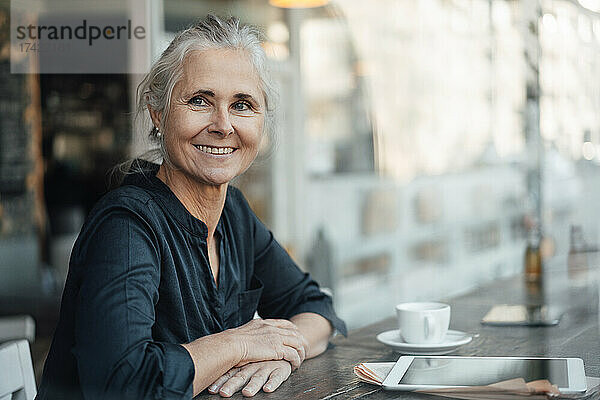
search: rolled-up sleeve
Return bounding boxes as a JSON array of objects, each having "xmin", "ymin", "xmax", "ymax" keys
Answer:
[{"xmin": 72, "ymin": 208, "xmax": 194, "ymax": 399}]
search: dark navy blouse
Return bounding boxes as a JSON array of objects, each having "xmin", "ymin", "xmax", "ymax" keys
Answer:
[{"xmin": 36, "ymin": 162, "xmax": 346, "ymax": 400}]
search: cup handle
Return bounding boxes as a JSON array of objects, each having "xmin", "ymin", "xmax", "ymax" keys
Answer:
[{"xmin": 424, "ymin": 315, "xmax": 434, "ymax": 340}]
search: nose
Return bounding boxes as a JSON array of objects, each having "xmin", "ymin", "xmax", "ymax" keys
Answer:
[{"xmin": 208, "ymin": 106, "xmax": 234, "ymax": 136}]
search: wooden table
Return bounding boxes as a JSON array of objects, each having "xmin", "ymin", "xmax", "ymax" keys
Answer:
[{"xmin": 198, "ymin": 255, "xmax": 600, "ymax": 399}]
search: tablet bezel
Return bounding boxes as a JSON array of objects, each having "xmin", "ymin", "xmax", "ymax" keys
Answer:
[{"xmin": 381, "ymin": 355, "xmax": 587, "ymax": 393}]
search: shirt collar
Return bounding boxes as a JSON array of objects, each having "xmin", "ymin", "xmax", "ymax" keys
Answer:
[{"xmin": 121, "ymin": 159, "xmax": 225, "ymax": 239}]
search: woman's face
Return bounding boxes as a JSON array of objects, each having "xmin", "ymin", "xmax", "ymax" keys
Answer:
[{"xmin": 156, "ymin": 48, "xmax": 266, "ymax": 187}]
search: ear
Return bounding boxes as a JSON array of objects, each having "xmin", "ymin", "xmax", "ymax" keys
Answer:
[{"xmin": 147, "ymin": 104, "xmax": 162, "ymax": 131}]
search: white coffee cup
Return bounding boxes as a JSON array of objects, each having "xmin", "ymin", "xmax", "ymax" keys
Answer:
[{"xmin": 396, "ymin": 302, "xmax": 451, "ymax": 344}]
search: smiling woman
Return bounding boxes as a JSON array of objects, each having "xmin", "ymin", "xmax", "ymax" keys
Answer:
[
  {"xmin": 152, "ymin": 48, "xmax": 265, "ymax": 188},
  {"xmin": 35, "ymin": 15, "xmax": 346, "ymax": 400}
]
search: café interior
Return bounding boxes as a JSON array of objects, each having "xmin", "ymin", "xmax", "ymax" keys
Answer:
[{"xmin": 1, "ymin": 0, "xmax": 600, "ymax": 394}]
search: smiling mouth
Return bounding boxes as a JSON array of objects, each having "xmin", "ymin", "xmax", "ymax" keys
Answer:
[{"xmin": 193, "ymin": 145, "xmax": 236, "ymax": 155}]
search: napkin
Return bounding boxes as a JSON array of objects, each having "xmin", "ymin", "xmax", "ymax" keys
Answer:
[{"xmin": 354, "ymin": 362, "xmax": 600, "ymax": 399}]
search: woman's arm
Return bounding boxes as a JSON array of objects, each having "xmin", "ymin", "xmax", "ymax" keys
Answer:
[
  {"xmin": 209, "ymin": 313, "xmax": 332, "ymax": 397},
  {"xmin": 73, "ymin": 210, "xmax": 196, "ymax": 399},
  {"xmin": 179, "ymin": 331, "xmax": 240, "ymax": 398},
  {"xmin": 182, "ymin": 318, "xmax": 307, "ymax": 397},
  {"xmin": 290, "ymin": 312, "xmax": 333, "ymax": 358}
]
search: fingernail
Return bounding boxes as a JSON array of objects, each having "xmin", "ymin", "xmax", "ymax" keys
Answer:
[
  {"xmin": 220, "ymin": 389, "xmax": 230, "ymax": 396},
  {"xmin": 264, "ymin": 384, "xmax": 272, "ymax": 391},
  {"xmin": 208, "ymin": 385, "xmax": 218, "ymax": 392}
]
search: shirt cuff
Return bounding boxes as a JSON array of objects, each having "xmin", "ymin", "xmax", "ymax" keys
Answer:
[{"xmin": 155, "ymin": 342, "xmax": 195, "ymax": 399}]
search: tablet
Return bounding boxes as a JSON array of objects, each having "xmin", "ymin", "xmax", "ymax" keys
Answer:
[{"xmin": 382, "ymin": 356, "xmax": 587, "ymax": 393}]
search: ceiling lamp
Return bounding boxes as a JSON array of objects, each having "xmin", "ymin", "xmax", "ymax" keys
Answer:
[{"xmin": 269, "ymin": 0, "xmax": 329, "ymax": 8}]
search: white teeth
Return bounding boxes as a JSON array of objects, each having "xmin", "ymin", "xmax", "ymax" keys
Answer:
[{"xmin": 195, "ymin": 145, "xmax": 234, "ymax": 155}]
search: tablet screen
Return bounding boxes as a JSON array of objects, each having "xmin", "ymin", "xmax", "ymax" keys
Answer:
[{"xmin": 398, "ymin": 357, "xmax": 568, "ymax": 387}]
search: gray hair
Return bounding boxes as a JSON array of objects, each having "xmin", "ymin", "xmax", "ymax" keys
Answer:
[{"xmin": 131, "ymin": 14, "xmax": 277, "ymax": 169}]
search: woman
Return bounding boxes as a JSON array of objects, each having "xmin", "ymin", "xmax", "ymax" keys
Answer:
[{"xmin": 37, "ymin": 15, "xmax": 346, "ymax": 399}]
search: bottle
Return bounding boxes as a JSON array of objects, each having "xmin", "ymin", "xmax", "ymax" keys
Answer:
[{"xmin": 525, "ymin": 225, "xmax": 542, "ymax": 282}]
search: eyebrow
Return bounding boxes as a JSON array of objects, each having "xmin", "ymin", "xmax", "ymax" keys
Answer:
[
  {"xmin": 233, "ymin": 93, "xmax": 257, "ymax": 102},
  {"xmin": 189, "ymin": 89, "xmax": 215, "ymax": 98},
  {"xmin": 187, "ymin": 89, "xmax": 259, "ymax": 104}
]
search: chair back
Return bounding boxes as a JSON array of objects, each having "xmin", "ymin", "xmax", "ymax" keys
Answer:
[
  {"xmin": 0, "ymin": 340, "xmax": 37, "ymax": 400},
  {"xmin": 0, "ymin": 316, "xmax": 35, "ymax": 344}
]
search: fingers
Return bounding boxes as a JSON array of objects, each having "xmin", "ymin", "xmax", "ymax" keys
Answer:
[
  {"xmin": 268, "ymin": 324, "xmax": 305, "ymax": 362},
  {"xmin": 280, "ymin": 346, "xmax": 301, "ymax": 370},
  {"xmin": 249, "ymin": 318, "xmax": 302, "ymax": 338},
  {"xmin": 266, "ymin": 319, "xmax": 308, "ymax": 361},
  {"xmin": 218, "ymin": 364, "xmax": 261, "ymax": 397},
  {"xmin": 263, "ymin": 362, "xmax": 292, "ymax": 393},
  {"xmin": 241, "ymin": 367, "xmax": 272, "ymax": 397},
  {"xmin": 234, "ymin": 318, "xmax": 308, "ymax": 368},
  {"xmin": 214, "ymin": 361, "xmax": 293, "ymax": 397},
  {"xmin": 261, "ymin": 318, "xmax": 299, "ymax": 330},
  {"xmin": 280, "ymin": 331, "xmax": 306, "ymax": 367},
  {"xmin": 208, "ymin": 368, "xmax": 240, "ymax": 394}
]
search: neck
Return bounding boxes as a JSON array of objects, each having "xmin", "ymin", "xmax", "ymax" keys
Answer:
[{"xmin": 156, "ymin": 164, "xmax": 227, "ymax": 239}]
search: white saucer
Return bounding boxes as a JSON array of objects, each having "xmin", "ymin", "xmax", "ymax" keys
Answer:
[{"xmin": 376, "ymin": 329, "xmax": 472, "ymax": 355}]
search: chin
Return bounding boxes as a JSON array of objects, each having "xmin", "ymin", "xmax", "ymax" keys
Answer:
[{"xmin": 194, "ymin": 171, "xmax": 236, "ymax": 187}]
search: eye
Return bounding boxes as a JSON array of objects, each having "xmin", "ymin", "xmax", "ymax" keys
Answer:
[
  {"xmin": 232, "ymin": 101, "xmax": 252, "ymax": 112},
  {"xmin": 188, "ymin": 96, "xmax": 208, "ymax": 107}
]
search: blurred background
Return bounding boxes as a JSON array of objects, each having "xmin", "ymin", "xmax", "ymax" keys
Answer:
[{"xmin": 1, "ymin": 0, "xmax": 600, "ymax": 380}]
